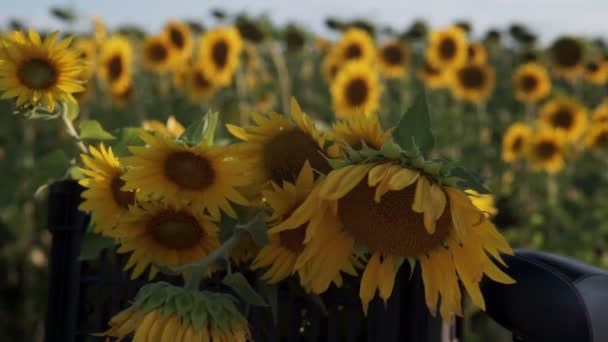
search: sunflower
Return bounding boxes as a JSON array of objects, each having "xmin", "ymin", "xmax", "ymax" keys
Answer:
[
  {"xmin": 73, "ymin": 38, "xmax": 97, "ymax": 80},
  {"xmin": 377, "ymin": 40, "xmax": 410, "ymax": 79},
  {"xmin": 142, "ymin": 34, "xmax": 176, "ymax": 72},
  {"xmin": 270, "ymin": 150, "xmax": 514, "ymax": 318},
  {"xmin": 527, "ymin": 129, "xmax": 566, "ymax": 173},
  {"xmin": 592, "ymin": 99, "xmax": 608, "ymax": 123},
  {"xmin": 467, "ymin": 42, "xmax": 487, "ymax": 64},
  {"xmin": 335, "ymin": 27, "xmax": 375, "ymax": 63},
  {"xmin": 163, "ymin": 20, "xmax": 193, "ymax": 61},
  {"xmin": 0, "ymin": 29, "xmax": 85, "ymax": 111},
  {"xmin": 418, "ymin": 58, "xmax": 448, "ymax": 89},
  {"xmin": 538, "ymin": 97, "xmax": 588, "ymax": 141},
  {"xmin": 583, "ymin": 58, "xmax": 608, "ymax": 85},
  {"xmin": 99, "ymin": 35, "xmax": 133, "ymax": 94},
  {"xmin": 227, "ymin": 99, "xmax": 330, "ymax": 186},
  {"xmin": 198, "ymin": 26, "xmax": 243, "ymax": 86},
  {"xmin": 327, "ymin": 114, "xmax": 392, "ymax": 158},
  {"xmin": 549, "ymin": 36, "xmax": 585, "ymax": 80},
  {"xmin": 502, "ymin": 122, "xmax": 532, "ymax": 162},
  {"xmin": 78, "ymin": 144, "xmax": 137, "ymax": 235},
  {"xmin": 331, "ymin": 60, "xmax": 382, "ymax": 118},
  {"xmin": 121, "ymin": 132, "xmax": 249, "ymax": 220},
  {"xmin": 110, "ymin": 201, "xmax": 218, "ymax": 279},
  {"xmin": 142, "ymin": 115, "xmax": 185, "ymax": 138},
  {"xmin": 185, "ymin": 63, "xmax": 218, "ymax": 102},
  {"xmin": 321, "ymin": 48, "xmax": 342, "ymax": 84},
  {"xmin": 513, "ymin": 62, "xmax": 551, "ymax": 103},
  {"xmin": 585, "ymin": 124, "xmax": 608, "ymax": 151},
  {"xmin": 104, "ymin": 283, "xmax": 251, "ymax": 342},
  {"xmin": 448, "ymin": 62, "xmax": 495, "ymax": 103},
  {"xmin": 426, "ymin": 26, "xmax": 469, "ymax": 70}
]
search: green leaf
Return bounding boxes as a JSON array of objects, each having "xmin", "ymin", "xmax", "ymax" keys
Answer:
[
  {"xmin": 448, "ymin": 166, "xmax": 490, "ymax": 194},
  {"xmin": 29, "ymin": 149, "xmax": 69, "ymax": 193},
  {"xmin": 179, "ymin": 111, "xmax": 219, "ymax": 146},
  {"xmin": 111, "ymin": 127, "xmax": 144, "ymax": 157},
  {"xmin": 393, "ymin": 89, "xmax": 434, "ymax": 154},
  {"xmin": 79, "ymin": 120, "xmax": 115, "ymax": 140},
  {"xmin": 79, "ymin": 230, "xmax": 115, "ymax": 261},
  {"xmin": 68, "ymin": 166, "xmax": 85, "ymax": 180},
  {"xmin": 244, "ymin": 219, "xmax": 268, "ymax": 247},
  {"xmin": 65, "ymin": 97, "xmax": 80, "ymax": 121},
  {"xmin": 222, "ymin": 272, "xmax": 268, "ymax": 307}
]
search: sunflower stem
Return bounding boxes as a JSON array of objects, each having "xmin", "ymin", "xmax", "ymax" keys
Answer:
[
  {"xmin": 547, "ymin": 173, "xmax": 558, "ymax": 208},
  {"xmin": 60, "ymin": 103, "xmax": 88, "ymax": 153},
  {"xmin": 267, "ymin": 42, "xmax": 291, "ymax": 115}
]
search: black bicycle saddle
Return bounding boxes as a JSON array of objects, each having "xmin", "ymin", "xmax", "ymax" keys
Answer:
[{"xmin": 481, "ymin": 249, "xmax": 608, "ymax": 342}]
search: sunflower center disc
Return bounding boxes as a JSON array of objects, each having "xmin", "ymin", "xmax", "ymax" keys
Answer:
[
  {"xmin": 212, "ymin": 40, "xmax": 229, "ymax": 68},
  {"xmin": 338, "ymin": 180, "xmax": 450, "ymax": 257},
  {"xmin": 551, "ymin": 109, "xmax": 574, "ymax": 129},
  {"xmin": 169, "ymin": 28, "xmax": 185, "ymax": 49},
  {"xmin": 345, "ymin": 43, "xmax": 362, "ymax": 60},
  {"xmin": 148, "ymin": 211, "xmax": 203, "ymax": 249},
  {"xmin": 238, "ymin": 22, "xmax": 264, "ymax": 43},
  {"xmin": 345, "ymin": 78, "xmax": 369, "ymax": 106},
  {"xmin": 535, "ymin": 141, "xmax": 558, "ymax": 160},
  {"xmin": 148, "ymin": 43, "xmax": 168, "ymax": 62},
  {"xmin": 382, "ymin": 45, "xmax": 404, "ymax": 65},
  {"xmin": 520, "ymin": 74, "xmax": 539, "ymax": 92},
  {"xmin": 111, "ymin": 175, "xmax": 136, "ymax": 209},
  {"xmin": 18, "ymin": 58, "xmax": 58, "ymax": 90},
  {"xmin": 439, "ymin": 38, "xmax": 457, "ymax": 60},
  {"xmin": 552, "ymin": 38, "xmax": 582, "ymax": 68},
  {"xmin": 164, "ymin": 151, "xmax": 215, "ymax": 190},
  {"xmin": 263, "ymin": 129, "xmax": 330, "ymax": 184},
  {"xmin": 459, "ymin": 66, "xmax": 485, "ymax": 89},
  {"xmin": 193, "ymin": 71, "xmax": 211, "ymax": 89},
  {"xmin": 108, "ymin": 55, "xmax": 123, "ymax": 81}
]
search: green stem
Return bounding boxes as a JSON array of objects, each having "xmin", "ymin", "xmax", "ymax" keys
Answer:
[
  {"xmin": 547, "ymin": 174, "xmax": 558, "ymax": 208},
  {"xmin": 61, "ymin": 103, "xmax": 87, "ymax": 153},
  {"xmin": 268, "ymin": 42, "xmax": 291, "ymax": 115}
]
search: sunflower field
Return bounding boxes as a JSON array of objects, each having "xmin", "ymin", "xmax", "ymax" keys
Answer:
[{"xmin": 1, "ymin": 6, "xmax": 608, "ymax": 342}]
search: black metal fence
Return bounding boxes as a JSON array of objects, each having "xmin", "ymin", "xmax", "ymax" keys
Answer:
[{"xmin": 44, "ymin": 180, "xmax": 447, "ymax": 342}]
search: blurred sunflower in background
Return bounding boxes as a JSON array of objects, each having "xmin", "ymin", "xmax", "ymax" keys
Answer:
[
  {"xmin": 111, "ymin": 84, "xmax": 135, "ymax": 108},
  {"xmin": 426, "ymin": 26, "xmax": 468, "ymax": 70},
  {"xmin": 583, "ymin": 58, "xmax": 608, "ymax": 85},
  {"xmin": 142, "ymin": 34, "xmax": 176, "ymax": 72},
  {"xmin": 142, "ymin": 115, "xmax": 185, "ymax": 138},
  {"xmin": 502, "ymin": 122, "xmax": 532, "ymax": 162},
  {"xmin": 73, "ymin": 38, "xmax": 97, "ymax": 80},
  {"xmin": 334, "ymin": 27, "xmax": 376, "ymax": 63},
  {"xmin": 449, "ymin": 62, "xmax": 495, "ymax": 103},
  {"xmin": 418, "ymin": 58, "xmax": 447, "ymax": 89},
  {"xmin": 185, "ymin": 63, "xmax": 218, "ymax": 101},
  {"xmin": 592, "ymin": 99, "xmax": 608, "ymax": 123},
  {"xmin": 549, "ymin": 36, "xmax": 585, "ymax": 80},
  {"xmin": 78, "ymin": 144, "xmax": 136, "ymax": 235},
  {"xmin": 377, "ymin": 40, "xmax": 410, "ymax": 79},
  {"xmin": 0, "ymin": 29, "xmax": 85, "ymax": 111},
  {"xmin": 513, "ymin": 62, "xmax": 551, "ymax": 103},
  {"xmin": 99, "ymin": 35, "xmax": 133, "ymax": 94},
  {"xmin": 331, "ymin": 60, "xmax": 382, "ymax": 118},
  {"xmin": 110, "ymin": 201, "xmax": 219, "ymax": 279},
  {"xmin": 163, "ymin": 19, "xmax": 193, "ymax": 62},
  {"xmin": 538, "ymin": 96, "xmax": 588, "ymax": 142},
  {"xmin": 321, "ymin": 48, "xmax": 342, "ymax": 84},
  {"xmin": 527, "ymin": 129, "xmax": 567, "ymax": 173},
  {"xmin": 585, "ymin": 124, "xmax": 608, "ymax": 151},
  {"xmin": 467, "ymin": 42, "xmax": 487, "ymax": 64},
  {"xmin": 327, "ymin": 114, "xmax": 392, "ymax": 157},
  {"xmin": 198, "ymin": 26, "xmax": 243, "ymax": 86}
]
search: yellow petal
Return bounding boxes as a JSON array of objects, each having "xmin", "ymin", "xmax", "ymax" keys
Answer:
[
  {"xmin": 420, "ymin": 254, "xmax": 440, "ymax": 316},
  {"xmin": 377, "ymin": 255, "xmax": 396, "ymax": 302},
  {"xmin": 360, "ymin": 252, "xmax": 381, "ymax": 314},
  {"xmin": 387, "ymin": 168, "xmax": 419, "ymax": 191},
  {"xmin": 423, "ymin": 184, "xmax": 447, "ymax": 234},
  {"xmin": 412, "ymin": 177, "xmax": 430, "ymax": 213},
  {"xmin": 133, "ymin": 310, "xmax": 156, "ymax": 342}
]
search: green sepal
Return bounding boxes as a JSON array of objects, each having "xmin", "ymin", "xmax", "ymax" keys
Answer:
[
  {"xmin": 327, "ymin": 158, "xmax": 349, "ymax": 170},
  {"xmin": 190, "ymin": 295, "xmax": 209, "ymax": 329},
  {"xmin": 205, "ymin": 301, "xmax": 231, "ymax": 332},
  {"xmin": 380, "ymin": 140, "xmax": 402, "ymax": 160},
  {"xmin": 393, "ymin": 256, "xmax": 406, "ymax": 274}
]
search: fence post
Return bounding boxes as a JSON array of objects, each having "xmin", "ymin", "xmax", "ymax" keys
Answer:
[{"xmin": 44, "ymin": 180, "xmax": 88, "ymax": 342}]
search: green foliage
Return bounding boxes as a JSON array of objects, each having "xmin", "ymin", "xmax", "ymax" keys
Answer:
[
  {"xmin": 28, "ymin": 149, "xmax": 69, "ymax": 193},
  {"xmin": 179, "ymin": 111, "xmax": 219, "ymax": 146},
  {"xmin": 222, "ymin": 272, "xmax": 268, "ymax": 307},
  {"xmin": 79, "ymin": 228, "xmax": 115, "ymax": 261},
  {"xmin": 78, "ymin": 120, "xmax": 115, "ymax": 140},
  {"xmin": 393, "ymin": 89, "xmax": 435, "ymax": 154}
]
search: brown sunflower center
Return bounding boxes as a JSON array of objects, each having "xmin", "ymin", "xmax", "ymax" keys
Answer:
[
  {"xmin": 551, "ymin": 38, "xmax": 582, "ymax": 68},
  {"xmin": 586, "ymin": 61, "xmax": 600, "ymax": 73},
  {"xmin": 238, "ymin": 22, "xmax": 264, "ymax": 43},
  {"xmin": 18, "ymin": 58, "xmax": 58, "ymax": 90},
  {"xmin": 520, "ymin": 74, "xmax": 539, "ymax": 92},
  {"xmin": 147, "ymin": 42, "xmax": 169, "ymax": 62},
  {"xmin": 262, "ymin": 129, "xmax": 330, "ymax": 184},
  {"xmin": 438, "ymin": 37, "xmax": 457, "ymax": 60},
  {"xmin": 535, "ymin": 141, "xmax": 558, "ymax": 160},
  {"xmin": 511, "ymin": 136, "xmax": 524, "ymax": 153},
  {"xmin": 345, "ymin": 78, "xmax": 369, "ymax": 106},
  {"xmin": 382, "ymin": 45, "xmax": 404, "ymax": 66},
  {"xmin": 108, "ymin": 54, "xmax": 123, "ymax": 81},
  {"xmin": 148, "ymin": 211, "xmax": 203, "ymax": 249},
  {"xmin": 169, "ymin": 27, "xmax": 185, "ymax": 49},
  {"xmin": 212, "ymin": 40, "xmax": 229, "ymax": 68},
  {"xmin": 458, "ymin": 66, "xmax": 485, "ymax": 89},
  {"xmin": 467, "ymin": 46, "xmax": 476, "ymax": 60},
  {"xmin": 551, "ymin": 109, "xmax": 574, "ymax": 129},
  {"xmin": 110, "ymin": 176, "xmax": 136, "ymax": 209},
  {"xmin": 164, "ymin": 151, "xmax": 215, "ymax": 190},
  {"xmin": 285, "ymin": 30, "xmax": 305, "ymax": 52},
  {"xmin": 345, "ymin": 43, "xmax": 363, "ymax": 60},
  {"xmin": 193, "ymin": 70, "xmax": 212, "ymax": 89},
  {"xmin": 338, "ymin": 180, "xmax": 451, "ymax": 257}
]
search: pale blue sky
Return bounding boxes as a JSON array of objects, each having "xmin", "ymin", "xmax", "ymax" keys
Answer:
[{"xmin": 2, "ymin": 0, "xmax": 607, "ymax": 43}]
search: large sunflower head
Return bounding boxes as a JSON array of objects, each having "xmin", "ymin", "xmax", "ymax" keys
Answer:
[
  {"xmin": 335, "ymin": 27, "xmax": 376, "ymax": 63},
  {"xmin": 426, "ymin": 26, "xmax": 469, "ymax": 70},
  {"xmin": 185, "ymin": 63, "xmax": 218, "ymax": 102},
  {"xmin": 585, "ymin": 124, "xmax": 608, "ymax": 151},
  {"xmin": 467, "ymin": 42, "xmax": 487, "ymax": 65},
  {"xmin": 417, "ymin": 57, "xmax": 448, "ymax": 89},
  {"xmin": 104, "ymin": 283, "xmax": 250, "ymax": 341},
  {"xmin": 78, "ymin": 144, "xmax": 137, "ymax": 235},
  {"xmin": 502, "ymin": 122, "xmax": 532, "ymax": 162},
  {"xmin": 377, "ymin": 40, "xmax": 410, "ymax": 79},
  {"xmin": 163, "ymin": 20, "xmax": 193, "ymax": 61},
  {"xmin": 448, "ymin": 62, "xmax": 495, "ymax": 103},
  {"xmin": 73, "ymin": 38, "xmax": 97, "ymax": 80},
  {"xmin": 110, "ymin": 201, "xmax": 219, "ymax": 279},
  {"xmin": 197, "ymin": 26, "xmax": 243, "ymax": 86},
  {"xmin": 549, "ymin": 36, "xmax": 586, "ymax": 80},
  {"xmin": 512, "ymin": 62, "xmax": 551, "ymax": 103},
  {"xmin": 227, "ymin": 99, "xmax": 331, "ymax": 187},
  {"xmin": 331, "ymin": 60, "xmax": 383, "ymax": 118},
  {"xmin": 583, "ymin": 58, "xmax": 608, "ymax": 85},
  {"xmin": 326, "ymin": 114, "xmax": 392, "ymax": 158},
  {"xmin": 269, "ymin": 143, "xmax": 514, "ymax": 318},
  {"xmin": 99, "ymin": 35, "xmax": 133, "ymax": 94},
  {"xmin": 538, "ymin": 96, "xmax": 588, "ymax": 141},
  {"xmin": 121, "ymin": 132, "xmax": 250, "ymax": 220},
  {"xmin": 527, "ymin": 129, "xmax": 567, "ymax": 173},
  {"xmin": 0, "ymin": 29, "xmax": 85, "ymax": 111},
  {"xmin": 142, "ymin": 34, "xmax": 176, "ymax": 72}
]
